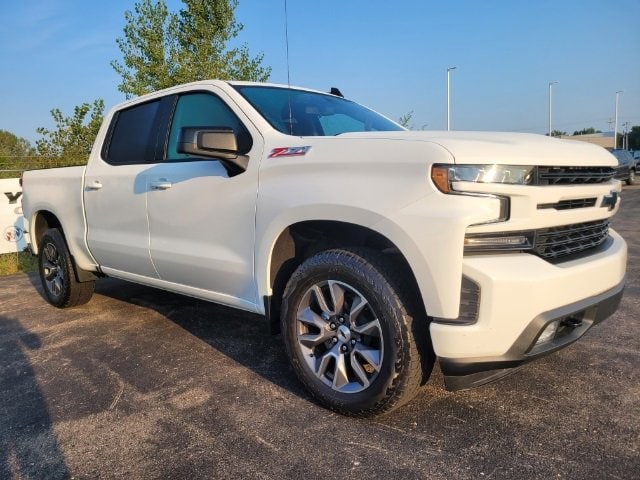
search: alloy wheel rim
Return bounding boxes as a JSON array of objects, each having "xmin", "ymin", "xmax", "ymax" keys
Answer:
[
  {"xmin": 42, "ymin": 242, "xmax": 64, "ymax": 297},
  {"xmin": 295, "ymin": 280, "xmax": 384, "ymax": 393}
]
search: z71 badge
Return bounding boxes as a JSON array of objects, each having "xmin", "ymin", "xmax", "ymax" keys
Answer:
[{"xmin": 268, "ymin": 146, "xmax": 311, "ymax": 158}]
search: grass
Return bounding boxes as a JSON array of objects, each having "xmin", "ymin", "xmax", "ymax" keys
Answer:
[{"xmin": 0, "ymin": 251, "xmax": 38, "ymax": 276}]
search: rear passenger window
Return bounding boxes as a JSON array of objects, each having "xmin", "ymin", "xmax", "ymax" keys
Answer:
[{"xmin": 105, "ymin": 100, "xmax": 161, "ymax": 165}]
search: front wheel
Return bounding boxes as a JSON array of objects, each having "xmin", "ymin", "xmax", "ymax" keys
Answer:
[
  {"xmin": 280, "ymin": 249, "xmax": 432, "ymax": 416},
  {"xmin": 38, "ymin": 228, "xmax": 95, "ymax": 308},
  {"xmin": 627, "ymin": 169, "xmax": 636, "ymax": 185}
]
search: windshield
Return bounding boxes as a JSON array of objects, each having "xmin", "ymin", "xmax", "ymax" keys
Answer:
[{"xmin": 234, "ymin": 85, "xmax": 404, "ymax": 136}]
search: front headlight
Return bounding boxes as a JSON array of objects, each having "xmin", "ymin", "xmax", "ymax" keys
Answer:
[
  {"xmin": 431, "ymin": 164, "xmax": 535, "ymax": 193},
  {"xmin": 431, "ymin": 163, "xmax": 527, "ymax": 224}
]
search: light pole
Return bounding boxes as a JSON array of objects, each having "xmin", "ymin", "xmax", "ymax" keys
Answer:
[
  {"xmin": 548, "ymin": 81, "xmax": 558, "ymax": 136},
  {"xmin": 623, "ymin": 122, "xmax": 630, "ymax": 150},
  {"xmin": 447, "ymin": 66, "xmax": 457, "ymax": 131},
  {"xmin": 614, "ymin": 91, "xmax": 623, "ymax": 149}
]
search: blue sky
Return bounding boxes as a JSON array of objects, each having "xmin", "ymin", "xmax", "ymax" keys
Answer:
[{"xmin": 1, "ymin": 0, "xmax": 639, "ymax": 144}]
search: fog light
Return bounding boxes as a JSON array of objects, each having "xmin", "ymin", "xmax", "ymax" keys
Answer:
[{"xmin": 536, "ymin": 320, "xmax": 559, "ymax": 345}]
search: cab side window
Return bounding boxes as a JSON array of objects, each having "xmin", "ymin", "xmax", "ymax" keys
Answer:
[
  {"xmin": 166, "ymin": 92, "xmax": 252, "ymax": 161},
  {"xmin": 104, "ymin": 100, "xmax": 161, "ymax": 165}
]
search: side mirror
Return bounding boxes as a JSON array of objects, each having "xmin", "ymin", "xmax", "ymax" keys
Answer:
[
  {"xmin": 178, "ymin": 127, "xmax": 238, "ymax": 159},
  {"xmin": 177, "ymin": 127, "xmax": 248, "ymax": 171}
]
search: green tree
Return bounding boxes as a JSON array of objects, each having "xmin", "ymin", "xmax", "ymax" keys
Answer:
[
  {"xmin": 627, "ymin": 126, "xmax": 640, "ymax": 151},
  {"xmin": 0, "ymin": 130, "xmax": 35, "ymax": 177},
  {"xmin": 35, "ymin": 99, "xmax": 105, "ymax": 167},
  {"xmin": 548, "ymin": 130, "xmax": 567, "ymax": 137},
  {"xmin": 398, "ymin": 111, "xmax": 414, "ymax": 129},
  {"xmin": 572, "ymin": 127, "xmax": 602, "ymax": 136},
  {"xmin": 111, "ymin": 0, "xmax": 271, "ymax": 98}
]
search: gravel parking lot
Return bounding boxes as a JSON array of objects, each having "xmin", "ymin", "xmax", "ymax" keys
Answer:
[{"xmin": 1, "ymin": 186, "xmax": 638, "ymax": 480}]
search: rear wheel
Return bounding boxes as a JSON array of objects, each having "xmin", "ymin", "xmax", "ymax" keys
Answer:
[
  {"xmin": 38, "ymin": 228, "xmax": 95, "ymax": 308},
  {"xmin": 281, "ymin": 248, "xmax": 432, "ymax": 416}
]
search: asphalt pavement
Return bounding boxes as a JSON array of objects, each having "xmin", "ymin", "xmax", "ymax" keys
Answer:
[{"xmin": 1, "ymin": 186, "xmax": 638, "ymax": 480}]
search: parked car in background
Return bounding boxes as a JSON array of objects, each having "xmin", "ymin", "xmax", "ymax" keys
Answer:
[{"xmin": 612, "ymin": 149, "xmax": 636, "ymax": 185}]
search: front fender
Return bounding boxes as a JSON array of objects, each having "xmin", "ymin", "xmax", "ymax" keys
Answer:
[{"xmin": 255, "ymin": 191, "xmax": 501, "ymax": 320}]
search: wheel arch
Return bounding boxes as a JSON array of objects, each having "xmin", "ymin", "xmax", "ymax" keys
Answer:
[
  {"xmin": 30, "ymin": 210, "xmax": 98, "ymax": 283},
  {"xmin": 30, "ymin": 210, "xmax": 63, "ymax": 255},
  {"xmin": 262, "ymin": 219, "xmax": 427, "ymax": 334}
]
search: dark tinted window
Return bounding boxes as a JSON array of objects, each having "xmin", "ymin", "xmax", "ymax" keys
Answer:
[
  {"xmin": 106, "ymin": 100, "xmax": 161, "ymax": 165},
  {"xmin": 167, "ymin": 92, "xmax": 252, "ymax": 161}
]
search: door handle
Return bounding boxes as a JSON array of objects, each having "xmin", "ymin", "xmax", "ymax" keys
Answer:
[
  {"xmin": 86, "ymin": 180, "xmax": 103, "ymax": 190},
  {"xmin": 150, "ymin": 180, "xmax": 172, "ymax": 190}
]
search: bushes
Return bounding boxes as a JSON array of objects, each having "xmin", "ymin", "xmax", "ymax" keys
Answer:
[{"xmin": 0, "ymin": 251, "xmax": 38, "ymax": 276}]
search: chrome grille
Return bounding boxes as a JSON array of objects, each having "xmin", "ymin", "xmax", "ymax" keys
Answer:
[
  {"xmin": 534, "ymin": 220, "xmax": 610, "ymax": 259},
  {"xmin": 536, "ymin": 167, "xmax": 614, "ymax": 185}
]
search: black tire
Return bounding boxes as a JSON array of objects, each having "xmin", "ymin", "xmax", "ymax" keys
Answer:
[
  {"xmin": 280, "ymin": 248, "xmax": 433, "ymax": 416},
  {"xmin": 38, "ymin": 228, "xmax": 95, "ymax": 308},
  {"xmin": 626, "ymin": 169, "xmax": 635, "ymax": 186}
]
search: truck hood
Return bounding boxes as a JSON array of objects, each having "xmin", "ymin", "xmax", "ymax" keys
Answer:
[{"xmin": 337, "ymin": 131, "xmax": 617, "ymax": 167}]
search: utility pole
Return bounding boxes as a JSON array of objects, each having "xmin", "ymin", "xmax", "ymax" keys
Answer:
[
  {"xmin": 548, "ymin": 81, "xmax": 558, "ymax": 136},
  {"xmin": 447, "ymin": 66, "xmax": 457, "ymax": 131},
  {"xmin": 614, "ymin": 91, "xmax": 623, "ymax": 149}
]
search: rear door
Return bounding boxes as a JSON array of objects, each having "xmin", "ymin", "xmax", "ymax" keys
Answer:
[{"xmin": 84, "ymin": 98, "xmax": 169, "ymax": 278}]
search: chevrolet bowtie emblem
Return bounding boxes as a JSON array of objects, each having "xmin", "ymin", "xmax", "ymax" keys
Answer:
[{"xmin": 601, "ymin": 191, "xmax": 619, "ymax": 211}]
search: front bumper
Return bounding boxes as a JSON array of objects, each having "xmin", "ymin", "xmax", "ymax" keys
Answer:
[{"xmin": 431, "ymin": 229, "xmax": 627, "ymax": 391}]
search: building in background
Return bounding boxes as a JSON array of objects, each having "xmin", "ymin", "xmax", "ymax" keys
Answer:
[{"xmin": 560, "ymin": 132, "xmax": 615, "ymax": 150}]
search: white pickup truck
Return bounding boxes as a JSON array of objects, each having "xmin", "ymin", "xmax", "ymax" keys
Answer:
[{"xmin": 22, "ymin": 80, "xmax": 627, "ymax": 416}]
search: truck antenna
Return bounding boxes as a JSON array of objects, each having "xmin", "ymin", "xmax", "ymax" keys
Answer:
[
  {"xmin": 284, "ymin": 0, "xmax": 291, "ymax": 88},
  {"xmin": 284, "ymin": 0, "xmax": 293, "ymax": 134}
]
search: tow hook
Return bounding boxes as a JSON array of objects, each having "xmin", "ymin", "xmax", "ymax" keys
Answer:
[{"xmin": 561, "ymin": 315, "xmax": 583, "ymax": 328}]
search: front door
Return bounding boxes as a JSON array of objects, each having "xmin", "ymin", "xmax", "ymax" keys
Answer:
[{"xmin": 146, "ymin": 90, "xmax": 261, "ymax": 306}]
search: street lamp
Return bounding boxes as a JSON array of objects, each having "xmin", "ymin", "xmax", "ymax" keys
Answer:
[
  {"xmin": 447, "ymin": 66, "xmax": 457, "ymax": 131},
  {"xmin": 548, "ymin": 81, "xmax": 558, "ymax": 137},
  {"xmin": 614, "ymin": 91, "xmax": 623, "ymax": 149}
]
